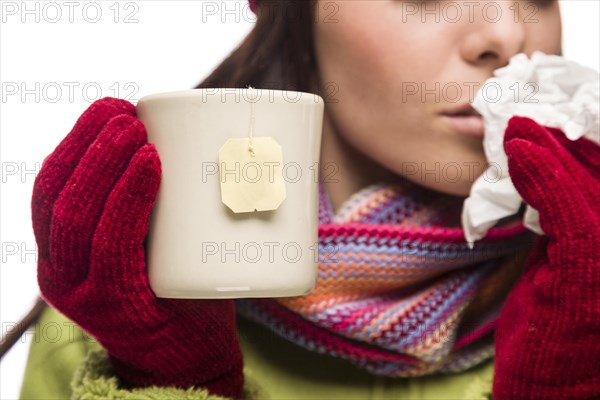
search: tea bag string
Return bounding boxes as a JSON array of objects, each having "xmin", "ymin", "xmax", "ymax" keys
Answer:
[{"xmin": 248, "ymin": 86, "xmax": 257, "ymax": 158}]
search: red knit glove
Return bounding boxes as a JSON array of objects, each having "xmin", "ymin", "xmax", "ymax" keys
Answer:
[
  {"xmin": 31, "ymin": 98, "xmax": 244, "ymax": 399},
  {"xmin": 493, "ymin": 116, "xmax": 600, "ymax": 399}
]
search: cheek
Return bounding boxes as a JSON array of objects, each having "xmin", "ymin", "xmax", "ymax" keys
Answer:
[
  {"xmin": 314, "ymin": 7, "xmax": 444, "ymax": 149},
  {"xmin": 313, "ymin": 15, "xmax": 398, "ymax": 152},
  {"xmin": 314, "ymin": 7, "xmax": 400, "ymax": 110},
  {"xmin": 314, "ymin": 3, "xmax": 450, "ymax": 105},
  {"xmin": 524, "ymin": 9, "xmax": 562, "ymax": 54}
]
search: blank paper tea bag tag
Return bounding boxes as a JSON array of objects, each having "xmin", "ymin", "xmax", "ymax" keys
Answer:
[
  {"xmin": 218, "ymin": 137, "xmax": 286, "ymax": 213},
  {"xmin": 218, "ymin": 87, "xmax": 287, "ymax": 213}
]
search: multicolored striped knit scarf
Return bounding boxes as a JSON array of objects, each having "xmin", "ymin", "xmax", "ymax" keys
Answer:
[{"xmin": 235, "ymin": 180, "xmax": 533, "ymax": 377}]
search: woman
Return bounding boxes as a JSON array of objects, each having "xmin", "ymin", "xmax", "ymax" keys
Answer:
[{"xmin": 18, "ymin": 0, "xmax": 600, "ymax": 399}]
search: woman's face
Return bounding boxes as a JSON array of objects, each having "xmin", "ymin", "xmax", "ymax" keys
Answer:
[{"xmin": 313, "ymin": 0, "xmax": 562, "ymax": 197}]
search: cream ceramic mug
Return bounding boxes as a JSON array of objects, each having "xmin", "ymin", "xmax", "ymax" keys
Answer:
[{"xmin": 136, "ymin": 88, "xmax": 324, "ymax": 299}]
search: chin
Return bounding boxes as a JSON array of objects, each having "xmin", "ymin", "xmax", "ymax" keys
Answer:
[{"xmin": 408, "ymin": 175, "xmax": 474, "ymax": 198}]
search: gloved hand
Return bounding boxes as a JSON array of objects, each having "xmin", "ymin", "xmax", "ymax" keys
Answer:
[
  {"xmin": 31, "ymin": 98, "xmax": 244, "ymax": 399},
  {"xmin": 492, "ymin": 116, "xmax": 600, "ymax": 399}
]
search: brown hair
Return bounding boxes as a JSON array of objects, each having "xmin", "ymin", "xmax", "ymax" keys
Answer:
[{"xmin": 195, "ymin": 0, "xmax": 319, "ymax": 93}]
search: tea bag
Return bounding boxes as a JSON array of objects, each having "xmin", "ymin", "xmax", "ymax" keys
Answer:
[{"xmin": 218, "ymin": 86, "xmax": 287, "ymax": 213}]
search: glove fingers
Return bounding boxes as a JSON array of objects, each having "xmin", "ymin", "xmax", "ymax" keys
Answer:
[
  {"xmin": 48, "ymin": 115, "xmax": 147, "ymax": 289},
  {"xmin": 505, "ymin": 138, "xmax": 599, "ymax": 243},
  {"xmin": 32, "ymin": 98, "xmax": 135, "ymax": 260},
  {"xmin": 505, "ymin": 117, "xmax": 599, "ymax": 199},
  {"xmin": 505, "ymin": 117, "xmax": 596, "ymax": 182},
  {"xmin": 89, "ymin": 144, "xmax": 161, "ymax": 309},
  {"xmin": 546, "ymin": 127, "xmax": 600, "ymax": 181}
]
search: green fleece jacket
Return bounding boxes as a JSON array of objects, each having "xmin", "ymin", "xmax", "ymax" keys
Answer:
[{"xmin": 19, "ymin": 305, "xmax": 495, "ymax": 400}]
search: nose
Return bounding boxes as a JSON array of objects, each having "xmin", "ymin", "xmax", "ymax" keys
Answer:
[{"xmin": 460, "ymin": 1, "xmax": 526, "ymax": 70}]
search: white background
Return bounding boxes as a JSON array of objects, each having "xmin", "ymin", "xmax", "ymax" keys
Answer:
[{"xmin": 1, "ymin": 1, "xmax": 598, "ymax": 398}]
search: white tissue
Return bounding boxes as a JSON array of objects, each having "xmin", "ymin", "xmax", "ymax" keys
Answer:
[{"xmin": 461, "ymin": 51, "xmax": 600, "ymax": 247}]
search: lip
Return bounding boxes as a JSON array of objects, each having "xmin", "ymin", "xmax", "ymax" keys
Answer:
[{"xmin": 441, "ymin": 104, "xmax": 484, "ymax": 138}]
